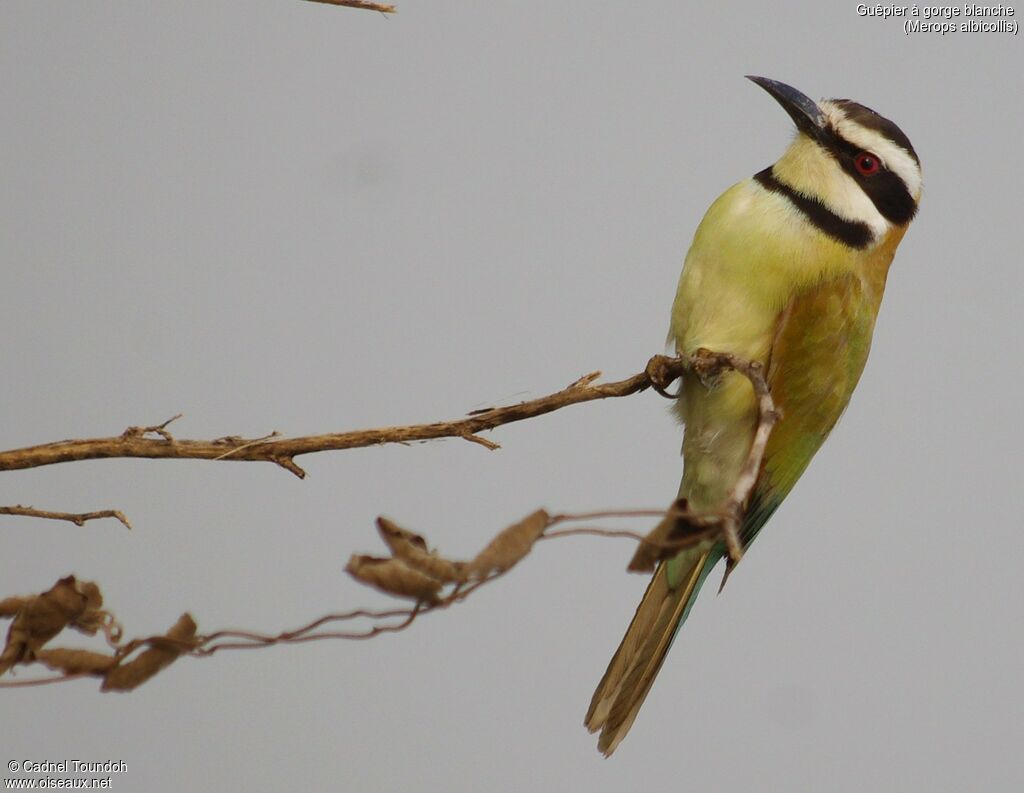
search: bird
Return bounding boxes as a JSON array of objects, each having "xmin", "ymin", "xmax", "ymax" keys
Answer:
[{"xmin": 585, "ymin": 76, "xmax": 921, "ymax": 755}]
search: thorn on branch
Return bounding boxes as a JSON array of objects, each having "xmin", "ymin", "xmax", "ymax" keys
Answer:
[
  {"xmin": 568, "ymin": 372, "xmax": 602, "ymax": 389},
  {"xmin": 459, "ymin": 432, "xmax": 500, "ymax": 451},
  {"xmin": 121, "ymin": 414, "xmax": 182, "ymax": 442},
  {"xmin": 274, "ymin": 456, "xmax": 307, "ymax": 479}
]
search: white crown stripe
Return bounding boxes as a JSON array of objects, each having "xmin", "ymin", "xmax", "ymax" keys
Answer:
[{"xmin": 821, "ymin": 101, "xmax": 923, "ymax": 200}]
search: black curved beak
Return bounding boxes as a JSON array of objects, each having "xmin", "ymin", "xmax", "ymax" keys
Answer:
[{"xmin": 746, "ymin": 76, "xmax": 827, "ymax": 140}]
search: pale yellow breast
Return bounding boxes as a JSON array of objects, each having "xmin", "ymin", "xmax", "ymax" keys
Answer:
[
  {"xmin": 670, "ymin": 179, "xmax": 865, "ymax": 360},
  {"xmin": 668, "ymin": 178, "xmax": 874, "ymax": 510}
]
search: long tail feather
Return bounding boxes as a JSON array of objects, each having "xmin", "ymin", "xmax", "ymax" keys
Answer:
[{"xmin": 585, "ymin": 549, "xmax": 714, "ymax": 756}]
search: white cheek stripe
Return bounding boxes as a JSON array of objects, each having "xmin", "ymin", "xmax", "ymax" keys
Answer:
[
  {"xmin": 774, "ymin": 135, "xmax": 890, "ymax": 240},
  {"xmin": 832, "ymin": 165, "xmax": 892, "ymax": 239}
]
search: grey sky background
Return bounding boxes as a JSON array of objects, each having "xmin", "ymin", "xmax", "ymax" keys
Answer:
[{"xmin": 3, "ymin": 3, "xmax": 1021, "ymax": 791}]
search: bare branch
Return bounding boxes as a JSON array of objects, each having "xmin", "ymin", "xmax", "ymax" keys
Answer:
[
  {"xmin": 303, "ymin": 0, "xmax": 396, "ymax": 13},
  {"xmin": 0, "ymin": 355, "xmax": 689, "ymax": 478},
  {"xmin": 0, "ymin": 505, "xmax": 132, "ymax": 530},
  {"xmin": 195, "ymin": 606, "xmax": 423, "ymax": 653}
]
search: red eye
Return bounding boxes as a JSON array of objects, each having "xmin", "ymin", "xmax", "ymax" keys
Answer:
[{"xmin": 854, "ymin": 152, "xmax": 881, "ymax": 176}]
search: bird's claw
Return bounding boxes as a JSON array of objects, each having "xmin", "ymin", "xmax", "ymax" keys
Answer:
[{"xmin": 645, "ymin": 355, "xmax": 683, "ymax": 399}]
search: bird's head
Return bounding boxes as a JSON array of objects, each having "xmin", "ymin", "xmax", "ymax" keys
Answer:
[{"xmin": 747, "ymin": 76, "xmax": 921, "ymax": 248}]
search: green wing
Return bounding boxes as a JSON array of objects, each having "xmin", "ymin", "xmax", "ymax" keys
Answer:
[{"xmin": 740, "ymin": 272, "xmax": 882, "ymax": 549}]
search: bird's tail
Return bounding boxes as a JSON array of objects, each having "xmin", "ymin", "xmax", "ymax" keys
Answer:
[{"xmin": 584, "ymin": 547, "xmax": 717, "ymax": 756}]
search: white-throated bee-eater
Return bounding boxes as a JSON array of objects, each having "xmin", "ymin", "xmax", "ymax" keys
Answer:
[{"xmin": 585, "ymin": 76, "xmax": 921, "ymax": 755}]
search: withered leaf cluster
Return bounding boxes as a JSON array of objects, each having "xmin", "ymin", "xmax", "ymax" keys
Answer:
[
  {"xmin": 346, "ymin": 510, "xmax": 551, "ymax": 602},
  {"xmin": 0, "ymin": 576, "xmax": 197, "ymax": 690}
]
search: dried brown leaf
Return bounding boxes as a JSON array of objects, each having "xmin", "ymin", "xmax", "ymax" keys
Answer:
[
  {"xmin": 466, "ymin": 510, "xmax": 550, "ymax": 578},
  {"xmin": 0, "ymin": 576, "xmax": 104, "ymax": 676},
  {"xmin": 0, "ymin": 597, "xmax": 28, "ymax": 618},
  {"xmin": 376, "ymin": 516, "xmax": 428, "ymax": 554},
  {"xmin": 376, "ymin": 517, "xmax": 466, "ymax": 583},
  {"xmin": 35, "ymin": 648, "xmax": 118, "ymax": 676},
  {"xmin": 626, "ymin": 525, "xmax": 668, "ymax": 573},
  {"xmin": 67, "ymin": 582, "xmax": 108, "ymax": 637},
  {"xmin": 102, "ymin": 613, "xmax": 198, "ymax": 692},
  {"xmin": 628, "ymin": 499, "xmax": 721, "ymax": 572},
  {"xmin": 346, "ymin": 555, "xmax": 443, "ymax": 603}
]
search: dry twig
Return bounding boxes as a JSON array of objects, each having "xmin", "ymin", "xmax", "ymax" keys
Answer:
[
  {"xmin": 303, "ymin": 0, "xmax": 396, "ymax": 13},
  {"xmin": 0, "ymin": 355, "xmax": 691, "ymax": 479},
  {"xmin": 0, "ymin": 506, "xmax": 131, "ymax": 530}
]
